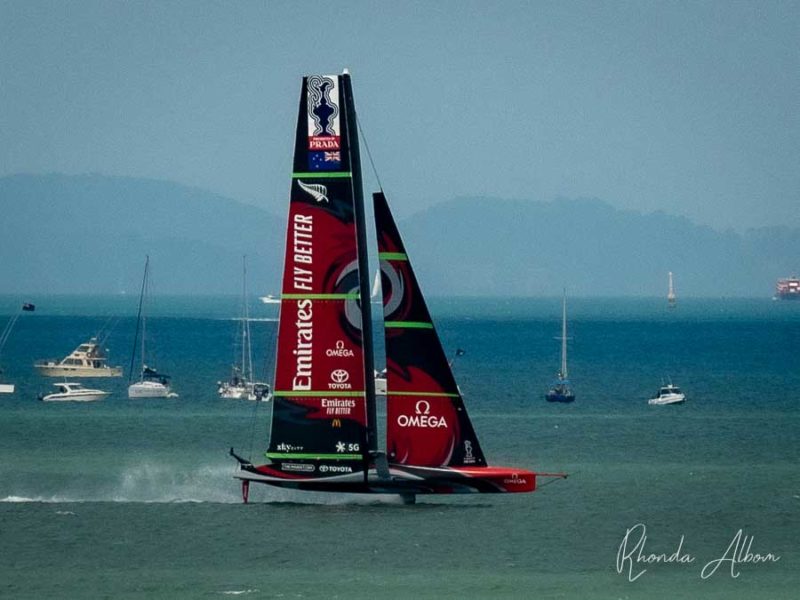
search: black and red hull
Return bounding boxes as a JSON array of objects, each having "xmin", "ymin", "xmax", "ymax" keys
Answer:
[{"xmin": 233, "ymin": 461, "xmax": 565, "ymax": 497}]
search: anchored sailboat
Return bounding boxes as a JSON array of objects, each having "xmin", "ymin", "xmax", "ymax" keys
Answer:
[
  {"xmin": 127, "ymin": 256, "xmax": 177, "ymax": 399},
  {"xmin": 667, "ymin": 271, "xmax": 677, "ymax": 308},
  {"xmin": 545, "ymin": 291, "xmax": 575, "ymax": 403},
  {"xmin": 230, "ymin": 72, "xmax": 565, "ymax": 502},
  {"xmin": 218, "ymin": 256, "xmax": 271, "ymax": 401}
]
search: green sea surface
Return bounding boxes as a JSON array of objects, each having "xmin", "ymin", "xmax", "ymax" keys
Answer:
[{"xmin": 1, "ymin": 296, "xmax": 798, "ymax": 598}]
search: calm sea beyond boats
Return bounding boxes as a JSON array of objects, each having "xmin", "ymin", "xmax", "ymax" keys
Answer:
[{"xmin": 0, "ymin": 295, "xmax": 797, "ymax": 598}]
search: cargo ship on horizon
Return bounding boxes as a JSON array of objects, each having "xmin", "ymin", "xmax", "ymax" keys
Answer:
[{"xmin": 774, "ymin": 277, "xmax": 800, "ymax": 300}]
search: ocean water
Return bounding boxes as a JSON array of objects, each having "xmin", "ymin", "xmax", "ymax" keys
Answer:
[{"xmin": 0, "ymin": 295, "xmax": 798, "ymax": 599}]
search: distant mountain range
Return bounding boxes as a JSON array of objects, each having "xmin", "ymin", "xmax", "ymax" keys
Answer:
[
  {"xmin": 401, "ymin": 196, "xmax": 799, "ymax": 297},
  {"xmin": 1, "ymin": 174, "xmax": 796, "ymax": 297},
  {"xmin": 0, "ymin": 174, "xmax": 283, "ymax": 295}
]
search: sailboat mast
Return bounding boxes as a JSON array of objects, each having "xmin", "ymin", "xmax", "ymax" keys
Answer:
[
  {"xmin": 128, "ymin": 256, "xmax": 147, "ymax": 384},
  {"xmin": 141, "ymin": 256, "xmax": 148, "ymax": 380},
  {"xmin": 560, "ymin": 291, "xmax": 568, "ymax": 379},
  {"xmin": 341, "ymin": 72, "xmax": 378, "ymax": 456},
  {"xmin": 241, "ymin": 255, "xmax": 251, "ymax": 381}
]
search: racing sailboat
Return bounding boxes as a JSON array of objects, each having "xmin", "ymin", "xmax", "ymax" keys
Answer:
[{"xmin": 230, "ymin": 72, "xmax": 565, "ymax": 503}]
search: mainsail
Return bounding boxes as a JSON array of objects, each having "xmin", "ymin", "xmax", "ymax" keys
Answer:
[
  {"xmin": 374, "ymin": 192, "xmax": 487, "ymax": 468},
  {"xmin": 266, "ymin": 74, "xmax": 372, "ymax": 478}
]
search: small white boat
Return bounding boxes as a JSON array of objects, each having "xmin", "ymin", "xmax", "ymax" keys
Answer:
[
  {"xmin": 128, "ymin": 375, "xmax": 178, "ymax": 399},
  {"xmin": 648, "ymin": 384, "xmax": 686, "ymax": 405},
  {"xmin": 0, "ymin": 382, "xmax": 14, "ymax": 394},
  {"xmin": 259, "ymin": 295, "xmax": 280, "ymax": 304},
  {"xmin": 39, "ymin": 382, "xmax": 109, "ymax": 402},
  {"xmin": 218, "ymin": 375, "xmax": 271, "ymax": 401},
  {"xmin": 35, "ymin": 338, "xmax": 123, "ymax": 378},
  {"xmin": 374, "ymin": 369, "xmax": 387, "ymax": 395}
]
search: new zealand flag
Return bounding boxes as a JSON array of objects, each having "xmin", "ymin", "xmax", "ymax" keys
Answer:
[{"xmin": 308, "ymin": 151, "xmax": 341, "ymax": 172}]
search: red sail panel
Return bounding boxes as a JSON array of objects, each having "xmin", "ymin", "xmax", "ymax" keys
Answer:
[
  {"xmin": 267, "ymin": 75, "xmax": 368, "ymax": 476},
  {"xmin": 373, "ymin": 192, "xmax": 487, "ymax": 468}
]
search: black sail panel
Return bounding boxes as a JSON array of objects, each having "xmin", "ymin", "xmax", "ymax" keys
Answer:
[{"xmin": 373, "ymin": 192, "xmax": 487, "ymax": 468}]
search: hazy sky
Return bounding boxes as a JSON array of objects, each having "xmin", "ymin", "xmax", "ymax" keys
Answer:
[{"xmin": 2, "ymin": 1, "xmax": 798, "ymax": 230}]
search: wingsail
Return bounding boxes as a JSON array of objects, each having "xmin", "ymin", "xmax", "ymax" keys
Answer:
[{"xmin": 266, "ymin": 74, "xmax": 369, "ymax": 479}]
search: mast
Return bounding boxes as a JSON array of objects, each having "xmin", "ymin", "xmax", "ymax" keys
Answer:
[
  {"xmin": 341, "ymin": 71, "xmax": 378, "ymax": 457},
  {"xmin": 141, "ymin": 257, "xmax": 148, "ymax": 380},
  {"xmin": 560, "ymin": 290, "xmax": 568, "ymax": 379},
  {"xmin": 128, "ymin": 255, "xmax": 148, "ymax": 384},
  {"xmin": 241, "ymin": 255, "xmax": 253, "ymax": 382}
]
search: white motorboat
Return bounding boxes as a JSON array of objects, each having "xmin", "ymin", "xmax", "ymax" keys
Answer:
[
  {"xmin": 258, "ymin": 295, "xmax": 280, "ymax": 304},
  {"xmin": 648, "ymin": 384, "xmax": 686, "ymax": 405},
  {"xmin": 0, "ymin": 382, "xmax": 14, "ymax": 394},
  {"xmin": 127, "ymin": 256, "xmax": 177, "ymax": 399},
  {"xmin": 39, "ymin": 382, "xmax": 109, "ymax": 402},
  {"xmin": 35, "ymin": 338, "xmax": 123, "ymax": 378}
]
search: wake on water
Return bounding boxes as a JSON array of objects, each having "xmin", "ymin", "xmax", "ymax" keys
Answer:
[{"xmin": 0, "ymin": 461, "xmax": 407, "ymax": 506}]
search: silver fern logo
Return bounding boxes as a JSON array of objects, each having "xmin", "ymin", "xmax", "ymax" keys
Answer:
[{"xmin": 297, "ymin": 180, "xmax": 329, "ymax": 203}]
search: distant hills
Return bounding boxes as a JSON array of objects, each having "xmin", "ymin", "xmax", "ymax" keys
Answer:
[
  {"xmin": 0, "ymin": 174, "xmax": 283, "ymax": 295},
  {"xmin": 401, "ymin": 196, "xmax": 799, "ymax": 297},
  {"xmin": 1, "ymin": 174, "xmax": 796, "ymax": 297}
]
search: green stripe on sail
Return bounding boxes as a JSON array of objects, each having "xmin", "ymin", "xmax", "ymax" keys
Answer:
[
  {"xmin": 281, "ymin": 293, "xmax": 359, "ymax": 300},
  {"xmin": 386, "ymin": 390, "xmax": 460, "ymax": 398},
  {"xmin": 266, "ymin": 452, "xmax": 363, "ymax": 460},
  {"xmin": 292, "ymin": 172, "xmax": 352, "ymax": 179},
  {"xmin": 273, "ymin": 390, "xmax": 365, "ymax": 397},
  {"xmin": 384, "ymin": 321, "xmax": 434, "ymax": 329},
  {"xmin": 378, "ymin": 252, "xmax": 408, "ymax": 261}
]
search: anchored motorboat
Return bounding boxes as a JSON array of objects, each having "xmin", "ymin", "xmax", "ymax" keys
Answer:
[
  {"xmin": 39, "ymin": 382, "xmax": 109, "ymax": 402},
  {"xmin": 648, "ymin": 384, "xmax": 686, "ymax": 406},
  {"xmin": 35, "ymin": 338, "xmax": 122, "ymax": 378}
]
